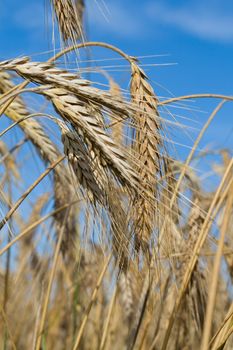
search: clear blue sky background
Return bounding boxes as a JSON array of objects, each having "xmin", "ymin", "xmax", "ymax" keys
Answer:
[{"xmin": 0, "ymin": 0, "xmax": 232, "ymax": 186}]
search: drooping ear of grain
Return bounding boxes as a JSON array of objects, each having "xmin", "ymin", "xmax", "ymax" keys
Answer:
[
  {"xmin": 60, "ymin": 120, "xmax": 132, "ymax": 271},
  {"xmin": 60, "ymin": 123, "xmax": 106, "ymax": 204},
  {"xmin": 51, "ymin": 0, "xmax": 85, "ymax": 42},
  {"xmin": 0, "ymin": 71, "xmax": 77, "ymax": 256},
  {"xmin": 0, "ymin": 58, "xmax": 140, "ymax": 194},
  {"xmin": 0, "ymin": 72, "xmax": 60, "ymax": 166}
]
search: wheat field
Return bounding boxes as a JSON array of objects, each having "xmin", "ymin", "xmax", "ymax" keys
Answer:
[{"xmin": 0, "ymin": 1, "xmax": 233, "ymax": 349}]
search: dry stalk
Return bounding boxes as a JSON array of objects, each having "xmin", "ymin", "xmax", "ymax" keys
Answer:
[
  {"xmin": 0, "ymin": 155, "xmax": 65, "ymax": 231},
  {"xmin": 158, "ymin": 93, "xmax": 233, "ymax": 106},
  {"xmin": 72, "ymin": 255, "xmax": 112, "ymax": 350},
  {"xmin": 99, "ymin": 286, "xmax": 117, "ymax": 350},
  {"xmin": 35, "ymin": 206, "xmax": 69, "ymax": 350}
]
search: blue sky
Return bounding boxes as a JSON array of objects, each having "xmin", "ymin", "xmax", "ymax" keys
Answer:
[{"xmin": 0, "ymin": 0, "xmax": 232, "ymax": 184}]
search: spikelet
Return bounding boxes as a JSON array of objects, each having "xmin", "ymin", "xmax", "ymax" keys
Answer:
[{"xmin": 109, "ymin": 79, "xmax": 124, "ymax": 145}]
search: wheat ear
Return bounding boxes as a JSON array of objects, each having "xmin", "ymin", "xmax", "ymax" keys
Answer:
[
  {"xmin": 60, "ymin": 123, "xmax": 106, "ymax": 203},
  {"xmin": 0, "ymin": 71, "xmax": 78, "ymax": 254},
  {"xmin": 0, "ymin": 58, "xmax": 140, "ymax": 192},
  {"xmin": 51, "ymin": 0, "xmax": 84, "ymax": 42},
  {"xmin": 130, "ymin": 62, "xmax": 162, "ymax": 251}
]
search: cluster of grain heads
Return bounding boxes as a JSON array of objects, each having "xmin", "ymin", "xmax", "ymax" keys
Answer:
[
  {"xmin": 0, "ymin": 8, "xmax": 233, "ymax": 348},
  {"xmin": 0, "ymin": 70, "xmax": 79, "ymax": 257}
]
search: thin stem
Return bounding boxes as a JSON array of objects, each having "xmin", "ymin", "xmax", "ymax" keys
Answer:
[
  {"xmin": 35, "ymin": 209, "xmax": 69, "ymax": 350},
  {"xmin": 0, "ymin": 113, "xmax": 57, "ymax": 139},
  {"xmin": 99, "ymin": 286, "xmax": 117, "ymax": 350},
  {"xmin": 157, "ymin": 100, "xmax": 226, "ymax": 251},
  {"xmin": 0, "ymin": 199, "xmax": 80, "ymax": 257},
  {"xmin": 201, "ymin": 182, "xmax": 233, "ymax": 350},
  {"xmin": 158, "ymin": 94, "xmax": 233, "ymax": 106},
  {"xmin": 0, "ymin": 155, "xmax": 65, "ymax": 231},
  {"xmin": 49, "ymin": 41, "xmax": 134, "ymax": 64},
  {"xmin": 72, "ymin": 255, "xmax": 112, "ymax": 350}
]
